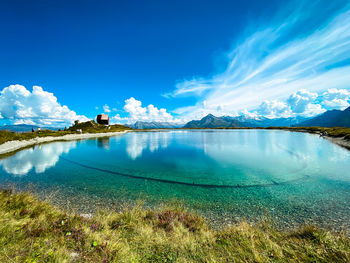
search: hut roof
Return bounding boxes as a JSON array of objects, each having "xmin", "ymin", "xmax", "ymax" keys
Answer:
[{"xmin": 99, "ymin": 114, "xmax": 109, "ymax": 120}]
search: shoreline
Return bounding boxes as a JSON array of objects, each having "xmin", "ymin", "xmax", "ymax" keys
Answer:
[
  {"xmin": 324, "ymin": 136, "xmax": 350, "ymax": 150},
  {"xmin": 281, "ymin": 128, "xmax": 350, "ymax": 150},
  {"xmin": 1, "ymin": 128, "xmax": 350, "ymax": 156},
  {"xmin": 0, "ymin": 130, "xmax": 130, "ymax": 156}
]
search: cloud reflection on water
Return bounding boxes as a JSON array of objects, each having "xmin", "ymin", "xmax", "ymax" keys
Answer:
[
  {"xmin": 0, "ymin": 141, "xmax": 77, "ymax": 176},
  {"xmin": 126, "ymin": 132, "xmax": 172, "ymax": 159}
]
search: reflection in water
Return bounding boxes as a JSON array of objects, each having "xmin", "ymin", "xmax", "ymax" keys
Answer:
[
  {"xmin": 126, "ymin": 132, "xmax": 171, "ymax": 159},
  {"xmin": 97, "ymin": 137, "xmax": 110, "ymax": 150},
  {"xmin": 0, "ymin": 141, "xmax": 76, "ymax": 176},
  {"xmin": 1, "ymin": 130, "xmax": 350, "ymax": 231},
  {"xmin": 121, "ymin": 130, "xmax": 350, "ymax": 183}
]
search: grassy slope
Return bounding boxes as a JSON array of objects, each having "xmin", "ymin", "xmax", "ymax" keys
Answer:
[
  {"xmin": 0, "ymin": 190, "xmax": 349, "ymax": 263},
  {"xmin": 0, "ymin": 121, "xmax": 129, "ymax": 145}
]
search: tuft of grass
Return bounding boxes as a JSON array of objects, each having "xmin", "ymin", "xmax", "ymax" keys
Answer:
[{"xmin": 0, "ymin": 190, "xmax": 349, "ymax": 262}]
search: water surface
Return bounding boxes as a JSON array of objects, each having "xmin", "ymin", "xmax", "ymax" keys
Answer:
[{"xmin": 1, "ymin": 130, "xmax": 350, "ymax": 230}]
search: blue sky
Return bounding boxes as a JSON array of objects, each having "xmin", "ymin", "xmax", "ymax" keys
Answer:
[{"xmin": 0, "ymin": 0, "xmax": 350, "ymax": 126}]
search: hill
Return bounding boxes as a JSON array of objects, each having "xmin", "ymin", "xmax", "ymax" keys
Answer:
[
  {"xmin": 299, "ymin": 106, "xmax": 350, "ymax": 127},
  {"xmin": 0, "ymin": 124, "xmax": 60, "ymax": 132}
]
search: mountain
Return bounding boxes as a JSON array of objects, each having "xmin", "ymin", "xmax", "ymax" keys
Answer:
[
  {"xmin": 183, "ymin": 114, "xmax": 307, "ymax": 128},
  {"xmin": 184, "ymin": 114, "xmax": 246, "ymax": 128},
  {"xmin": 127, "ymin": 121, "xmax": 183, "ymax": 129},
  {"xmin": 232, "ymin": 115, "xmax": 308, "ymax": 127},
  {"xmin": 299, "ymin": 106, "xmax": 350, "ymax": 127},
  {"xmin": 0, "ymin": 124, "xmax": 61, "ymax": 132}
]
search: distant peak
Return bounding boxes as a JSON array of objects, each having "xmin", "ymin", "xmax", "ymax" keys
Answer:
[{"xmin": 203, "ymin": 113, "xmax": 215, "ymax": 118}]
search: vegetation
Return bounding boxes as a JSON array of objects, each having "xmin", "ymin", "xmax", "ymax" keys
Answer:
[
  {"xmin": 68, "ymin": 120, "xmax": 128, "ymax": 134},
  {"xmin": 0, "ymin": 120, "xmax": 129, "ymax": 145},
  {"xmin": 285, "ymin": 126, "xmax": 350, "ymax": 140},
  {"xmin": 0, "ymin": 190, "xmax": 349, "ymax": 262},
  {"xmin": 0, "ymin": 129, "xmax": 74, "ymax": 145}
]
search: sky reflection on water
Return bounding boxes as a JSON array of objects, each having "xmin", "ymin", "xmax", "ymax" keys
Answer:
[{"xmin": 1, "ymin": 130, "xmax": 350, "ymax": 230}]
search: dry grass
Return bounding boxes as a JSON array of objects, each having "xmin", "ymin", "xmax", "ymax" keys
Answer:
[{"xmin": 0, "ymin": 190, "xmax": 349, "ymax": 262}]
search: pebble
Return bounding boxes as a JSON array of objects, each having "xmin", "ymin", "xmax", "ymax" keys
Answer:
[{"xmin": 80, "ymin": 213, "xmax": 92, "ymax": 219}]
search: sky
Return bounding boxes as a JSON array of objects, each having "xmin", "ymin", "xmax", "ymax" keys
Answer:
[{"xmin": 0, "ymin": 0, "xmax": 350, "ymax": 126}]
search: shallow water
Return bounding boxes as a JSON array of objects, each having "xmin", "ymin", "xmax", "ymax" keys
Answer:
[{"xmin": 1, "ymin": 130, "xmax": 350, "ymax": 230}]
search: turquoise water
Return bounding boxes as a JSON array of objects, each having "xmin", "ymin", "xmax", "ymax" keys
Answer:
[{"xmin": 1, "ymin": 130, "xmax": 350, "ymax": 230}]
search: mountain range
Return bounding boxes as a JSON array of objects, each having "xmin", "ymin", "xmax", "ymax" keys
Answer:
[
  {"xmin": 183, "ymin": 114, "xmax": 308, "ymax": 128},
  {"xmin": 184, "ymin": 106, "xmax": 350, "ymax": 128},
  {"xmin": 0, "ymin": 124, "xmax": 60, "ymax": 132},
  {"xmin": 127, "ymin": 121, "xmax": 183, "ymax": 129},
  {"xmin": 299, "ymin": 106, "xmax": 350, "ymax": 127}
]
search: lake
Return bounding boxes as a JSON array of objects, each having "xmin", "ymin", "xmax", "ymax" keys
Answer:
[{"xmin": 1, "ymin": 130, "xmax": 350, "ymax": 230}]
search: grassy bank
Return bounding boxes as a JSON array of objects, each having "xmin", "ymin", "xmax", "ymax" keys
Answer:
[
  {"xmin": 0, "ymin": 190, "xmax": 349, "ymax": 262},
  {"xmin": 0, "ymin": 121, "xmax": 129, "ymax": 145}
]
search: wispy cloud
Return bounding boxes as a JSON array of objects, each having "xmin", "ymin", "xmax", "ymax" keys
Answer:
[
  {"xmin": 103, "ymin": 104, "xmax": 111, "ymax": 113},
  {"xmin": 169, "ymin": 2, "xmax": 350, "ymax": 119}
]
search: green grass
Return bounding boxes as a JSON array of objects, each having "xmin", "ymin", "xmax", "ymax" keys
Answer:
[
  {"xmin": 289, "ymin": 127, "xmax": 350, "ymax": 140},
  {"xmin": 0, "ymin": 190, "xmax": 349, "ymax": 262},
  {"xmin": 0, "ymin": 130, "xmax": 75, "ymax": 145},
  {"xmin": 0, "ymin": 121, "xmax": 130, "ymax": 145}
]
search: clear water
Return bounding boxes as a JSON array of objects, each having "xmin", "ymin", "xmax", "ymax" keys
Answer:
[{"xmin": 1, "ymin": 130, "xmax": 350, "ymax": 230}]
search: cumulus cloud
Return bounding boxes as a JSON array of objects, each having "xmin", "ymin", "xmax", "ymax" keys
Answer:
[
  {"xmin": 169, "ymin": 2, "xmax": 350, "ymax": 119},
  {"xmin": 255, "ymin": 100, "xmax": 291, "ymax": 118},
  {"xmin": 320, "ymin": 88, "xmax": 350, "ymax": 110},
  {"xmin": 121, "ymin": 97, "xmax": 183, "ymax": 123},
  {"xmin": 0, "ymin": 85, "xmax": 89, "ymax": 126},
  {"xmin": 287, "ymin": 90, "xmax": 318, "ymax": 114},
  {"xmin": 252, "ymin": 88, "xmax": 349, "ymax": 118},
  {"xmin": 111, "ymin": 113, "xmax": 128, "ymax": 122}
]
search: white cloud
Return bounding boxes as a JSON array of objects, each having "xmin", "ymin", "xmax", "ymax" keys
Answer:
[
  {"xmin": 126, "ymin": 132, "xmax": 170, "ymax": 159},
  {"xmin": 253, "ymin": 88, "xmax": 348, "ymax": 118},
  {"xmin": 169, "ymin": 5, "xmax": 350, "ymax": 119},
  {"xmin": 122, "ymin": 97, "xmax": 184, "ymax": 123},
  {"xmin": 111, "ymin": 113, "xmax": 128, "ymax": 122},
  {"xmin": 320, "ymin": 88, "xmax": 350, "ymax": 110},
  {"xmin": 0, "ymin": 141, "xmax": 76, "ymax": 176},
  {"xmin": 255, "ymin": 100, "xmax": 291, "ymax": 118},
  {"xmin": 103, "ymin": 104, "xmax": 111, "ymax": 113},
  {"xmin": 287, "ymin": 90, "xmax": 318, "ymax": 114},
  {"xmin": 0, "ymin": 85, "xmax": 89, "ymax": 126}
]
